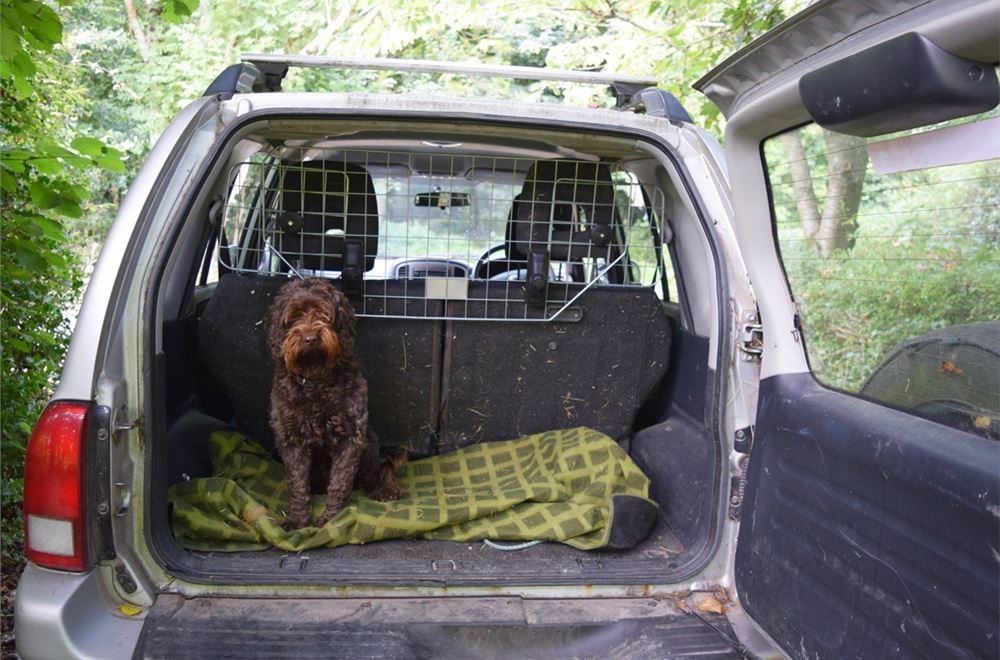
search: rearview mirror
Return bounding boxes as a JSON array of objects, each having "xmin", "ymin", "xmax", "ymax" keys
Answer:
[{"xmin": 414, "ymin": 191, "xmax": 472, "ymax": 208}]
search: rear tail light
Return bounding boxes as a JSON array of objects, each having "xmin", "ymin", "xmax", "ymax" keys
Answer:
[{"xmin": 23, "ymin": 401, "xmax": 91, "ymax": 571}]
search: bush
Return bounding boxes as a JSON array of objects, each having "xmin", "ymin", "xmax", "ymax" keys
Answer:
[{"xmin": 0, "ymin": 0, "xmax": 122, "ymax": 568}]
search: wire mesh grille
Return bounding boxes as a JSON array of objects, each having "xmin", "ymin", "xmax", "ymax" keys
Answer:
[{"xmin": 221, "ymin": 148, "xmax": 666, "ymax": 321}]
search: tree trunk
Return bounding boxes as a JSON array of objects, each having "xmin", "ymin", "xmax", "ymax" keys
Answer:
[
  {"xmin": 123, "ymin": 0, "xmax": 150, "ymax": 62},
  {"xmin": 815, "ymin": 132, "xmax": 869, "ymax": 256},
  {"xmin": 779, "ymin": 131, "xmax": 869, "ymax": 257},
  {"xmin": 779, "ymin": 132, "xmax": 821, "ymax": 250}
]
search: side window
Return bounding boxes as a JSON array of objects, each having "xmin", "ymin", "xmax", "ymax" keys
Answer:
[
  {"xmin": 612, "ymin": 170, "xmax": 679, "ymax": 302},
  {"xmin": 219, "ymin": 153, "xmax": 273, "ymax": 275},
  {"xmin": 764, "ymin": 114, "xmax": 1000, "ymax": 439}
]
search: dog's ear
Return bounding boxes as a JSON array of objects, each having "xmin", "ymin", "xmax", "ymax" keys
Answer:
[{"xmin": 330, "ymin": 288, "xmax": 356, "ymax": 349}]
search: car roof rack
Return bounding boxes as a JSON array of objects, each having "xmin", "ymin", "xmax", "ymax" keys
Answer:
[{"xmin": 203, "ymin": 55, "xmax": 693, "ymax": 123}]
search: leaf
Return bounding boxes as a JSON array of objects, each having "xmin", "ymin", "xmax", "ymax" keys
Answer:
[
  {"xmin": 10, "ymin": 51, "xmax": 36, "ymax": 78},
  {"xmin": 695, "ymin": 595, "xmax": 727, "ymax": 615},
  {"xmin": 38, "ymin": 247, "xmax": 68, "ymax": 268},
  {"xmin": 161, "ymin": 0, "xmax": 200, "ymax": 23},
  {"xmin": 94, "ymin": 149, "xmax": 125, "ymax": 173},
  {"xmin": 1, "ymin": 148, "xmax": 33, "ymax": 163},
  {"xmin": 67, "ymin": 182, "xmax": 90, "ymax": 201},
  {"xmin": 13, "ymin": 243, "xmax": 48, "ymax": 270},
  {"xmin": 30, "ymin": 157, "xmax": 65, "ymax": 175},
  {"xmin": 29, "ymin": 180, "xmax": 62, "ymax": 209},
  {"xmin": 36, "ymin": 141, "xmax": 75, "ymax": 159},
  {"xmin": 70, "ymin": 136, "xmax": 108, "ymax": 157},
  {"xmin": 0, "ymin": 157, "xmax": 26, "ymax": 174},
  {"xmin": 61, "ymin": 156, "xmax": 93, "ymax": 170},
  {"xmin": 5, "ymin": 336, "xmax": 30, "ymax": 353},
  {"xmin": 0, "ymin": 169, "xmax": 16, "ymax": 193},
  {"xmin": 52, "ymin": 199, "xmax": 83, "ymax": 218},
  {"xmin": 27, "ymin": 179, "xmax": 83, "ymax": 218},
  {"xmin": 0, "ymin": 23, "xmax": 21, "ymax": 61},
  {"xmin": 30, "ymin": 215, "xmax": 66, "ymax": 240},
  {"xmin": 15, "ymin": 0, "xmax": 63, "ymax": 51},
  {"xmin": 11, "ymin": 72, "xmax": 33, "ymax": 98}
]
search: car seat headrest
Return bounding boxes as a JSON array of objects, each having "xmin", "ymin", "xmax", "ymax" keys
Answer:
[
  {"xmin": 510, "ymin": 161, "xmax": 619, "ymax": 262},
  {"xmin": 272, "ymin": 160, "xmax": 379, "ymax": 274}
]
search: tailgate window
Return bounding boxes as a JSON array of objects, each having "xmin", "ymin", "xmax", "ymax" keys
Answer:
[{"xmin": 764, "ymin": 112, "xmax": 1000, "ymax": 438}]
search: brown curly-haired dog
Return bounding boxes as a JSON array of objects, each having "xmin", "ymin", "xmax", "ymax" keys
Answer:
[{"xmin": 265, "ymin": 277, "xmax": 404, "ymax": 529}]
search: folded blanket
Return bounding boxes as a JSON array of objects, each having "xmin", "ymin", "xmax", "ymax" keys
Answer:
[{"xmin": 169, "ymin": 426, "xmax": 658, "ymax": 552}]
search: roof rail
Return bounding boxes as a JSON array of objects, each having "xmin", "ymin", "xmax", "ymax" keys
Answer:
[
  {"xmin": 241, "ymin": 54, "xmax": 659, "ymax": 87},
  {"xmin": 202, "ymin": 55, "xmax": 690, "ymax": 119}
]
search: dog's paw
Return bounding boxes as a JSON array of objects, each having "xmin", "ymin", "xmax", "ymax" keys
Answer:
[
  {"xmin": 373, "ymin": 483, "xmax": 405, "ymax": 502},
  {"xmin": 282, "ymin": 512, "xmax": 309, "ymax": 531},
  {"xmin": 314, "ymin": 502, "xmax": 348, "ymax": 528}
]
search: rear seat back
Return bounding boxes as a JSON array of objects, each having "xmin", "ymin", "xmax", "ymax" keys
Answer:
[
  {"xmin": 438, "ymin": 283, "xmax": 672, "ymax": 451},
  {"xmin": 198, "ymin": 275, "xmax": 671, "ymax": 456},
  {"xmin": 437, "ymin": 159, "xmax": 670, "ymax": 450}
]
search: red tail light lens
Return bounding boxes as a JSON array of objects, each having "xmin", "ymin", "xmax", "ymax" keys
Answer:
[{"xmin": 23, "ymin": 401, "xmax": 90, "ymax": 571}]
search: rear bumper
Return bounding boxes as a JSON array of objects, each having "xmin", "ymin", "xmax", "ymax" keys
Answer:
[
  {"xmin": 14, "ymin": 564, "xmax": 746, "ymax": 659},
  {"xmin": 133, "ymin": 594, "xmax": 743, "ymax": 659},
  {"xmin": 14, "ymin": 563, "xmax": 143, "ymax": 660}
]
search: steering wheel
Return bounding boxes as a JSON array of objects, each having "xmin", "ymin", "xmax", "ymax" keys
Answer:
[{"xmin": 473, "ymin": 244, "xmax": 507, "ymax": 279}]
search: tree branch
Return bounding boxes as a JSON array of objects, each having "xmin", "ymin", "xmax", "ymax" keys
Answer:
[
  {"xmin": 123, "ymin": 0, "xmax": 150, "ymax": 62},
  {"xmin": 570, "ymin": 1, "xmax": 654, "ymax": 34},
  {"xmin": 302, "ymin": 0, "xmax": 356, "ymax": 55}
]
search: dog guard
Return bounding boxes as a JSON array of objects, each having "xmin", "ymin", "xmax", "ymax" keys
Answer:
[{"xmin": 219, "ymin": 147, "xmax": 669, "ymax": 322}]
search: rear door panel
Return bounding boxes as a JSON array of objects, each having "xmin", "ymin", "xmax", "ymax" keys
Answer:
[{"xmin": 737, "ymin": 373, "xmax": 999, "ymax": 659}]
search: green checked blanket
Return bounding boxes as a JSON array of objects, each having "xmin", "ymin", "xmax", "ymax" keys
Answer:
[{"xmin": 169, "ymin": 426, "xmax": 658, "ymax": 552}]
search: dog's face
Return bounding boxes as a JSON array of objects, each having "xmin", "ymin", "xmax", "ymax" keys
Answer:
[{"xmin": 266, "ymin": 278, "xmax": 355, "ymax": 378}]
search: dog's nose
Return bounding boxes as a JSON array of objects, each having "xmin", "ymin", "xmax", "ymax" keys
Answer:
[{"xmin": 303, "ymin": 334, "xmax": 317, "ymax": 344}]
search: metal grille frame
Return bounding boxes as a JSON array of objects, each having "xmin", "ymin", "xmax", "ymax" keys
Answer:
[{"xmin": 221, "ymin": 147, "xmax": 667, "ymax": 321}]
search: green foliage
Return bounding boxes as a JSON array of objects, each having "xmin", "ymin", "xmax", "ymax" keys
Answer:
[
  {"xmin": 769, "ymin": 125, "xmax": 1000, "ymax": 391},
  {"xmin": 58, "ymin": 0, "xmax": 799, "ymax": 152},
  {"xmin": 160, "ymin": 0, "xmax": 198, "ymax": 23},
  {"xmin": 0, "ymin": 0, "xmax": 125, "ymax": 565},
  {"xmin": 0, "ymin": 0, "xmax": 63, "ymax": 98}
]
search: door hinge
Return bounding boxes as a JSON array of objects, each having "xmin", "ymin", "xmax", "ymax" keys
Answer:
[
  {"xmin": 734, "ymin": 426, "xmax": 754, "ymax": 454},
  {"xmin": 740, "ymin": 310, "xmax": 763, "ymax": 361},
  {"xmin": 729, "ymin": 427, "xmax": 754, "ymax": 520}
]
